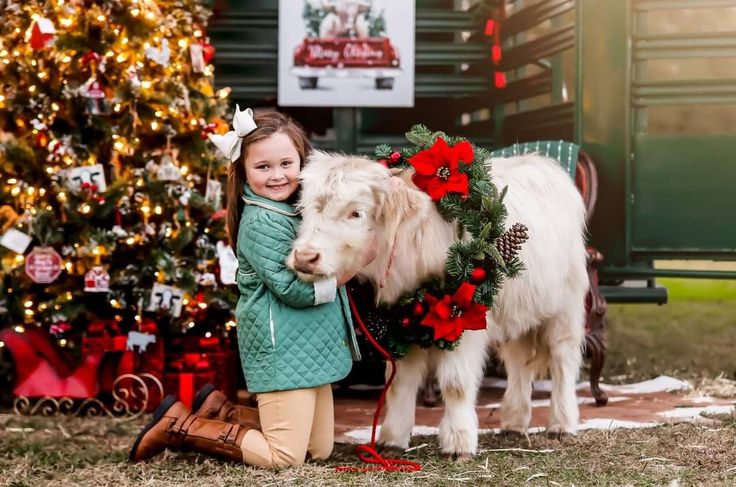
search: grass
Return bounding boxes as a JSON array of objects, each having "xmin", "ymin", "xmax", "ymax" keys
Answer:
[
  {"xmin": 2, "ymin": 414, "xmax": 736, "ymax": 486},
  {"xmin": 2, "ymin": 275, "xmax": 735, "ymax": 486},
  {"xmin": 604, "ymin": 276, "xmax": 736, "ymax": 383}
]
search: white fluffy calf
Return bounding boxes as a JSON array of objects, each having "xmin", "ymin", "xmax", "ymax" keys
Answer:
[{"xmin": 287, "ymin": 151, "xmax": 588, "ymax": 457}]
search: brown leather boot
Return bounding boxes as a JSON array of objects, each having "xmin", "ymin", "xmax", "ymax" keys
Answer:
[
  {"xmin": 129, "ymin": 395, "xmax": 249, "ymax": 463},
  {"xmin": 191, "ymin": 383, "xmax": 260, "ymax": 429}
]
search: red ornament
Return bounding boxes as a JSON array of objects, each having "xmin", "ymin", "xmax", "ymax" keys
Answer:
[
  {"xmin": 25, "ymin": 246, "xmax": 63, "ymax": 284},
  {"xmin": 29, "ymin": 18, "xmax": 56, "ymax": 50},
  {"xmin": 470, "ymin": 267, "xmax": 486, "ymax": 283},
  {"xmin": 401, "ymin": 317, "xmax": 410, "ymax": 327},
  {"xmin": 200, "ymin": 121, "xmax": 218, "ymax": 140},
  {"xmin": 420, "ymin": 282, "xmax": 488, "ymax": 342},
  {"xmin": 484, "ymin": 19, "xmax": 496, "ymax": 36},
  {"xmin": 201, "ymin": 40, "xmax": 215, "ymax": 64},
  {"xmin": 389, "ymin": 151, "xmax": 402, "ymax": 163},
  {"xmin": 413, "ymin": 301, "xmax": 425, "ymax": 316},
  {"xmin": 409, "ymin": 137, "xmax": 474, "ymax": 202}
]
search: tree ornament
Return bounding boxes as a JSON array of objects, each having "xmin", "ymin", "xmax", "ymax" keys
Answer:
[
  {"xmin": 84, "ymin": 266, "xmax": 110, "ymax": 292},
  {"xmin": 470, "ymin": 267, "xmax": 486, "ymax": 283},
  {"xmin": 65, "ymin": 164, "xmax": 107, "ymax": 193},
  {"xmin": 147, "ymin": 283, "xmax": 184, "ymax": 317},
  {"xmin": 495, "ymin": 223, "xmax": 529, "ymax": 263},
  {"xmin": 217, "ymin": 241, "xmax": 237, "ymax": 285},
  {"xmin": 401, "ymin": 317, "xmax": 410, "ymax": 327},
  {"xmin": 79, "ymin": 77, "xmax": 111, "ymax": 115},
  {"xmin": 25, "ymin": 246, "xmax": 63, "ymax": 284},
  {"xmin": 413, "ymin": 301, "xmax": 425, "ymax": 316},
  {"xmin": 145, "ymin": 38, "xmax": 171, "ymax": 67},
  {"xmin": 190, "ymin": 38, "xmax": 215, "ymax": 73},
  {"xmin": 28, "ymin": 18, "xmax": 56, "ymax": 50},
  {"xmin": 155, "ymin": 153, "xmax": 181, "ymax": 181}
]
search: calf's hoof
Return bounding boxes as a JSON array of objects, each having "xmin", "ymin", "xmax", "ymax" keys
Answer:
[
  {"xmin": 442, "ymin": 452, "xmax": 474, "ymax": 462},
  {"xmin": 377, "ymin": 443, "xmax": 406, "ymax": 454}
]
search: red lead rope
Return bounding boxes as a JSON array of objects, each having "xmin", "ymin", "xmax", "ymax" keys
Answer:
[{"xmin": 334, "ymin": 291, "xmax": 422, "ymax": 473}]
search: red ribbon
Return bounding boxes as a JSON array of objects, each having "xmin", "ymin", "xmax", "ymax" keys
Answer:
[{"xmin": 335, "ymin": 291, "xmax": 422, "ymax": 473}]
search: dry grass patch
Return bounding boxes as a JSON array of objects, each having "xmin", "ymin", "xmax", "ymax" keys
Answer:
[{"xmin": 2, "ymin": 414, "xmax": 735, "ymax": 486}]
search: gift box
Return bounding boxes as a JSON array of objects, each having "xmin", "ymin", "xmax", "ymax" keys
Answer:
[
  {"xmin": 164, "ymin": 353, "xmax": 216, "ymax": 407},
  {"xmin": 168, "ymin": 334, "xmax": 239, "ymax": 401},
  {"xmin": 94, "ymin": 319, "xmax": 165, "ymax": 411},
  {"xmin": 82, "ymin": 320, "xmax": 127, "ymax": 354}
]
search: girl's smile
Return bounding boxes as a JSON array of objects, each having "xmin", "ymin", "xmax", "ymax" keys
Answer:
[{"xmin": 244, "ymin": 132, "xmax": 301, "ymax": 202}]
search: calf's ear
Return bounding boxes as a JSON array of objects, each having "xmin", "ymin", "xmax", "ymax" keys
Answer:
[{"xmin": 375, "ymin": 175, "xmax": 427, "ymax": 228}]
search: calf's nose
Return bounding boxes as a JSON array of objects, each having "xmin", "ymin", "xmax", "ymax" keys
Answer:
[{"xmin": 293, "ymin": 249, "xmax": 321, "ymax": 274}]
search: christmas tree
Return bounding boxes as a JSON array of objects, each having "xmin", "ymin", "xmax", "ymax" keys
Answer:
[{"xmin": 0, "ymin": 0, "xmax": 236, "ymax": 356}]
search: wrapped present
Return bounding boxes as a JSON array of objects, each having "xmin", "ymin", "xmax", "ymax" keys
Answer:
[
  {"xmin": 168, "ymin": 334, "xmax": 239, "ymax": 401},
  {"xmin": 96, "ymin": 319, "xmax": 164, "ymax": 409},
  {"xmin": 82, "ymin": 320, "xmax": 127, "ymax": 354},
  {"xmin": 164, "ymin": 353, "xmax": 216, "ymax": 407}
]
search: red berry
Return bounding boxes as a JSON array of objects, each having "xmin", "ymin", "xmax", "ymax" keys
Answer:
[
  {"xmin": 413, "ymin": 302, "xmax": 425, "ymax": 316},
  {"xmin": 401, "ymin": 317, "xmax": 410, "ymax": 327},
  {"xmin": 471, "ymin": 267, "xmax": 486, "ymax": 282},
  {"xmin": 389, "ymin": 151, "xmax": 401, "ymax": 162}
]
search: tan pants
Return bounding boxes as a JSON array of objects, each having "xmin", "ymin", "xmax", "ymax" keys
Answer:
[{"xmin": 240, "ymin": 384, "xmax": 334, "ymax": 468}]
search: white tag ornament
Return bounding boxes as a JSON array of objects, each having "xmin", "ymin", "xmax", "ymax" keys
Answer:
[
  {"xmin": 66, "ymin": 164, "xmax": 108, "ymax": 193},
  {"xmin": 205, "ymin": 179, "xmax": 222, "ymax": 209},
  {"xmin": 217, "ymin": 241, "xmax": 237, "ymax": 285},
  {"xmin": 0, "ymin": 228, "xmax": 32, "ymax": 254},
  {"xmin": 147, "ymin": 283, "xmax": 184, "ymax": 317}
]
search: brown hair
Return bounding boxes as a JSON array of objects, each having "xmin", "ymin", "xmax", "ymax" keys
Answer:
[{"xmin": 226, "ymin": 111, "xmax": 311, "ymax": 247}]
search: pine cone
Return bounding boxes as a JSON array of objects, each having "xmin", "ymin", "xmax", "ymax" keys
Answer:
[{"xmin": 495, "ymin": 223, "xmax": 529, "ymax": 262}]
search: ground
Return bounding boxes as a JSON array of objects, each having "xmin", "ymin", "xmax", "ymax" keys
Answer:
[{"xmin": 1, "ymin": 273, "xmax": 735, "ymax": 486}]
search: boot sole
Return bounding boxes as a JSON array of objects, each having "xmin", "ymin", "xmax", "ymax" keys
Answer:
[
  {"xmin": 191, "ymin": 383, "xmax": 217, "ymax": 415},
  {"xmin": 128, "ymin": 394, "xmax": 178, "ymax": 462}
]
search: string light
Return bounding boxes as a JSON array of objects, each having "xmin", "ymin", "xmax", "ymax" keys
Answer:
[{"xmin": 59, "ymin": 339, "xmax": 68, "ymax": 346}]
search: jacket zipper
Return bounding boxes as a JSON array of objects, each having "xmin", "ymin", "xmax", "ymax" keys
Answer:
[{"xmin": 268, "ymin": 306, "xmax": 276, "ymax": 348}]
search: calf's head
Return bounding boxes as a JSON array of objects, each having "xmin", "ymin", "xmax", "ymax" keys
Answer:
[{"xmin": 287, "ymin": 151, "xmax": 426, "ymax": 282}]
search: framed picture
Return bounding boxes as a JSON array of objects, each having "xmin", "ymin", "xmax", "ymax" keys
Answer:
[{"xmin": 278, "ymin": 0, "xmax": 415, "ymax": 107}]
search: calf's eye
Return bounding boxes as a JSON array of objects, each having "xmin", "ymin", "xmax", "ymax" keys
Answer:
[{"xmin": 350, "ymin": 210, "xmax": 364, "ymax": 219}]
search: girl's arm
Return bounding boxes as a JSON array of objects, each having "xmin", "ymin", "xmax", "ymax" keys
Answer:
[{"xmin": 239, "ymin": 212, "xmax": 335, "ymax": 308}]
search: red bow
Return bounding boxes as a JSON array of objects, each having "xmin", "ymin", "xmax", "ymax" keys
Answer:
[
  {"xmin": 409, "ymin": 137, "xmax": 474, "ymax": 201},
  {"xmin": 420, "ymin": 282, "xmax": 488, "ymax": 342}
]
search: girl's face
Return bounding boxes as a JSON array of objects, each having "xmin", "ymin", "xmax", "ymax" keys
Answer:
[{"xmin": 244, "ymin": 132, "xmax": 301, "ymax": 202}]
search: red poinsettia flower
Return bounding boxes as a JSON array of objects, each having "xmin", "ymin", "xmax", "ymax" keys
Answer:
[
  {"xmin": 409, "ymin": 137, "xmax": 475, "ymax": 201},
  {"xmin": 420, "ymin": 282, "xmax": 488, "ymax": 342}
]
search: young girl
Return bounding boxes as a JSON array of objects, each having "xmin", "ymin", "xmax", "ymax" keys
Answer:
[{"xmin": 129, "ymin": 110, "xmax": 373, "ymax": 468}]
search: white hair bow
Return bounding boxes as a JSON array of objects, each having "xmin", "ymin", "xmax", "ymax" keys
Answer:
[{"xmin": 208, "ymin": 105, "xmax": 257, "ymax": 162}]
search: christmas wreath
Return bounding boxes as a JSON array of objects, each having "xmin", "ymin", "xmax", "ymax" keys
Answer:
[{"xmin": 362, "ymin": 125, "xmax": 529, "ymax": 358}]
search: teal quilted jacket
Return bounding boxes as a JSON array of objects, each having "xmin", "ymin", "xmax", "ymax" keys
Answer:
[{"xmin": 235, "ymin": 186, "xmax": 361, "ymax": 393}]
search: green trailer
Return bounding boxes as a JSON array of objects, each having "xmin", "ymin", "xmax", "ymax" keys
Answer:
[{"xmin": 209, "ymin": 0, "xmax": 736, "ymax": 301}]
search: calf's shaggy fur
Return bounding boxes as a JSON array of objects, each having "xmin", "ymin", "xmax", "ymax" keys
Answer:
[{"xmin": 287, "ymin": 152, "xmax": 588, "ymax": 456}]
